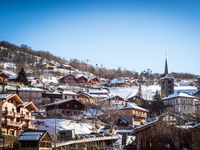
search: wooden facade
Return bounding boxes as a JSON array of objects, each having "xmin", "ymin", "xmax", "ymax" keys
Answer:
[
  {"xmin": 77, "ymin": 92, "xmax": 96, "ymax": 104},
  {"xmin": 133, "ymin": 120, "xmax": 191, "ymax": 150},
  {"xmin": 58, "ymin": 74, "xmax": 79, "ymax": 86},
  {"xmin": 17, "ymin": 130, "xmax": 52, "ymax": 150},
  {"xmin": 0, "ymin": 94, "xmax": 37, "ymax": 136},
  {"xmin": 45, "ymin": 99, "xmax": 85, "ymax": 118}
]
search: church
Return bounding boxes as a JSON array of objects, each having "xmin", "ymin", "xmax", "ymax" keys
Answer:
[{"xmin": 161, "ymin": 58, "xmax": 199, "ymax": 116}]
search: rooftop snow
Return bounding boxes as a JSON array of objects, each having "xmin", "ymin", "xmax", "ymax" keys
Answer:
[
  {"xmin": 116, "ymin": 102, "xmax": 148, "ymax": 112},
  {"xmin": 6, "ymin": 86, "xmax": 43, "ymax": 92},
  {"xmin": 34, "ymin": 119, "xmax": 94, "ymax": 135},
  {"xmin": 0, "ymin": 94, "xmax": 12, "ymax": 99},
  {"xmin": 17, "ymin": 131, "xmax": 45, "ymax": 141},
  {"xmin": 163, "ymin": 92, "xmax": 196, "ymax": 100}
]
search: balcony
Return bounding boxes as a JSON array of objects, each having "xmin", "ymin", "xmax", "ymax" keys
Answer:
[
  {"xmin": 23, "ymin": 123, "xmax": 37, "ymax": 130},
  {"xmin": 28, "ymin": 124, "xmax": 37, "ymax": 130},
  {"xmin": 2, "ymin": 110, "xmax": 15, "ymax": 118},
  {"xmin": 2, "ymin": 120, "xmax": 21, "ymax": 128},
  {"xmin": 15, "ymin": 112, "xmax": 21, "ymax": 118},
  {"xmin": 21, "ymin": 114, "xmax": 35, "ymax": 120}
]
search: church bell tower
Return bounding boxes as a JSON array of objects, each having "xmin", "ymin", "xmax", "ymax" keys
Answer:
[{"xmin": 160, "ymin": 58, "xmax": 174, "ymax": 98}]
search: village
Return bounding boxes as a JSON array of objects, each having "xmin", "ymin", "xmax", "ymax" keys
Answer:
[{"xmin": 0, "ymin": 51, "xmax": 200, "ymax": 150}]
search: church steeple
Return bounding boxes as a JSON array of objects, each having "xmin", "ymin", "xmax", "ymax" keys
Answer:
[
  {"xmin": 160, "ymin": 57, "xmax": 174, "ymax": 98},
  {"xmin": 164, "ymin": 57, "xmax": 168, "ymax": 75}
]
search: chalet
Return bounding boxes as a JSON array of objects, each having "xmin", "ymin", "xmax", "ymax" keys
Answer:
[
  {"xmin": 88, "ymin": 77, "xmax": 100, "ymax": 87},
  {"xmin": 77, "ymin": 91, "xmax": 96, "ymax": 104},
  {"xmin": 0, "ymin": 72, "xmax": 9, "ymax": 85},
  {"xmin": 62, "ymin": 90, "xmax": 77, "ymax": 99},
  {"xmin": 42, "ymin": 63, "xmax": 55, "ymax": 70},
  {"xmin": 43, "ymin": 99, "xmax": 85, "ymax": 118},
  {"xmin": 0, "ymin": 94, "xmax": 37, "ymax": 136},
  {"xmin": 58, "ymin": 74, "xmax": 79, "ymax": 86},
  {"xmin": 6, "ymin": 86, "xmax": 44, "ymax": 106},
  {"xmin": 102, "ymin": 95, "xmax": 127, "ymax": 107},
  {"xmin": 0, "ymin": 72, "xmax": 9, "ymax": 93},
  {"xmin": 17, "ymin": 130, "xmax": 52, "ymax": 150},
  {"xmin": 76, "ymin": 75, "xmax": 88, "ymax": 85},
  {"xmin": 41, "ymin": 90, "xmax": 78, "ymax": 107},
  {"xmin": 27, "ymin": 76, "xmax": 38, "ymax": 85},
  {"xmin": 133, "ymin": 120, "xmax": 191, "ymax": 150},
  {"xmin": 162, "ymin": 92, "xmax": 200, "ymax": 116},
  {"xmin": 109, "ymin": 78, "xmax": 129, "ymax": 87},
  {"xmin": 127, "ymin": 95, "xmax": 148, "ymax": 109},
  {"xmin": 116, "ymin": 102, "xmax": 148, "ymax": 126}
]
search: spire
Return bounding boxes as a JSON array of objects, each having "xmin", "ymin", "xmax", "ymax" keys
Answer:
[{"xmin": 164, "ymin": 57, "xmax": 168, "ymax": 75}]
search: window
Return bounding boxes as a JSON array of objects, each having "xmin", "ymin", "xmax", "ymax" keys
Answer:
[{"xmin": 10, "ymin": 130, "xmax": 15, "ymax": 135}]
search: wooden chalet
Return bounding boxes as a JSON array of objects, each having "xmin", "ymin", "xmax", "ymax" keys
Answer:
[
  {"xmin": 76, "ymin": 75, "xmax": 88, "ymax": 84},
  {"xmin": 133, "ymin": 120, "xmax": 191, "ymax": 150},
  {"xmin": 58, "ymin": 74, "xmax": 79, "ymax": 86},
  {"xmin": 0, "ymin": 94, "xmax": 37, "ymax": 136},
  {"xmin": 77, "ymin": 91, "xmax": 96, "ymax": 104},
  {"xmin": 17, "ymin": 130, "xmax": 52, "ymax": 150},
  {"xmin": 0, "ymin": 72, "xmax": 9, "ymax": 85},
  {"xmin": 127, "ymin": 95, "xmax": 148, "ymax": 109},
  {"xmin": 44, "ymin": 99, "xmax": 85, "ymax": 118},
  {"xmin": 88, "ymin": 77, "xmax": 100, "ymax": 87}
]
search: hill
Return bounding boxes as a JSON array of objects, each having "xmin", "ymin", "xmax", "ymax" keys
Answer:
[{"xmin": 0, "ymin": 40, "xmax": 197, "ymax": 81}]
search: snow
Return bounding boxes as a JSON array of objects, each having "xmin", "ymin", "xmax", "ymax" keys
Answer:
[
  {"xmin": 1, "ymin": 69, "xmax": 17, "ymax": 78},
  {"xmin": 108, "ymin": 85, "xmax": 198, "ymax": 101},
  {"xmin": 116, "ymin": 102, "xmax": 148, "ymax": 112},
  {"xmin": 0, "ymin": 93, "xmax": 12, "ymax": 99},
  {"xmin": 42, "ymin": 77, "xmax": 58, "ymax": 84},
  {"xmin": 88, "ymin": 88, "xmax": 110, "ymax": 94},
  {"xmin": 34, "ymin": 119, "xmax": 95, "ymax": 135},
  {"xmin": 163, "ymin": 92, "xmax": 196, "ymax": 100},
  {"xmin": 110, "ymin": 78, "xmax": 125, "ymax": 84},
  {"xmin": 108, "ymin": 85, "xmax": 160, "ymax": 100},
  {"xmin": 6, "ymin": 86, "xmax": 44, "ymax": 92}
]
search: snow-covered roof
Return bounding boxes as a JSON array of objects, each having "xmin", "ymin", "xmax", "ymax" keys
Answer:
[
  {"xmin": 88, "ymin": 88, "xmax": 110, "ymax": 94},
  {"xmin": 110, "ymin": 78, "xmax": 125, "ymax": 84},
  {"xmin": 0, "ymin": 94, "xmax": 12, "ymax": 99},
  {"xmin": 6, "ymin": 86, "xmax": 44, "ymax": 92},
  {"xmin": 34, "ymin": 119, "xmax": 94, "ymax": 135},
  {"xmin": 62, "ymin": 90, "xmax": 77, "ymax": 95},
  {"xmin": 116, "ymin": 102, "xmax": 148, "ymax": 112},
  {"xmin": 17, "ymin": 130, "xmax": 47, "ymax": 141},
  {"xmin": 27, "ymin": 76, "xmax": 36, "ymax": 81},
  {"xmin": 43, "ymin": 99, "xmax": 81, "ymax": 107},
  {"xmin": 163, "ymin": 92, "xmax": 196, "ymax": 100}
]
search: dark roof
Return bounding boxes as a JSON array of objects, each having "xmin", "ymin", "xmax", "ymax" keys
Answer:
[{"xmin": 17, "ymin": 130, "xmax": 51, "ymax": 141}]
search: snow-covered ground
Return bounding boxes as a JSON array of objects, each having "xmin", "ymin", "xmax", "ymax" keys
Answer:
[
  {"xmin": 108, "ymin": 85, "xmax": 198, "ymax": 100},
  {"xmin": 108, "ymin": 85, "xmax": 160, "ymax": 100},
  {"xmin": 34, "ymin": 119, "xmax": 95, "ymax": 135}
]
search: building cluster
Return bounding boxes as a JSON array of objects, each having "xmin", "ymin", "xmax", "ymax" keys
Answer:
[{"xmin": 0, "ymin": 58, "xmax": 200, "ymax": 149}]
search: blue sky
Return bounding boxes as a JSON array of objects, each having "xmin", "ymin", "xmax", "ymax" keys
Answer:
[{"xmin": 0, "ymin": 0, "xmax": 200, "ymax": 74}]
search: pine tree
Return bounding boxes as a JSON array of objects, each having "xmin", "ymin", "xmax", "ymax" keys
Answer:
[{"xmin": 17, "ymin": 67, "xmax": 28, "ymax": 85}]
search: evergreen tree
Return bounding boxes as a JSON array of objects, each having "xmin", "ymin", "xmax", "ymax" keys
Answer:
[
  {"xmin": 151, "ymin": 90, "xmax": 164, "ymax": 116},
  {"xmin": 17, "ymin": 67, "xmax": 28, "ymax": 85}
]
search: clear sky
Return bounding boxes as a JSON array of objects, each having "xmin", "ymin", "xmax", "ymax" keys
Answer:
[{"xmin": 0, "ymin": 0, "xmax": 200, "ymax": 74}]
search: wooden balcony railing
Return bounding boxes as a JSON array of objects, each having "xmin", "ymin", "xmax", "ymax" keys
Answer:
[
  {"xmin": 2, "ymin": 110, "xmax": 15, "ymax": 117},
  {"xmin": 15, "ymin": 112, "xmax": 21, "ymax": 118},
  {"xmin": 28, "ymin": 124, "xmax": 37, "ymax": 130},
  {"xmin": 2, "ymin": 120, "xmax": 21, "ymax": 127},
  {"xmin": 21, "ymin": 114, "xmax": 35, "ymax": 120}
]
